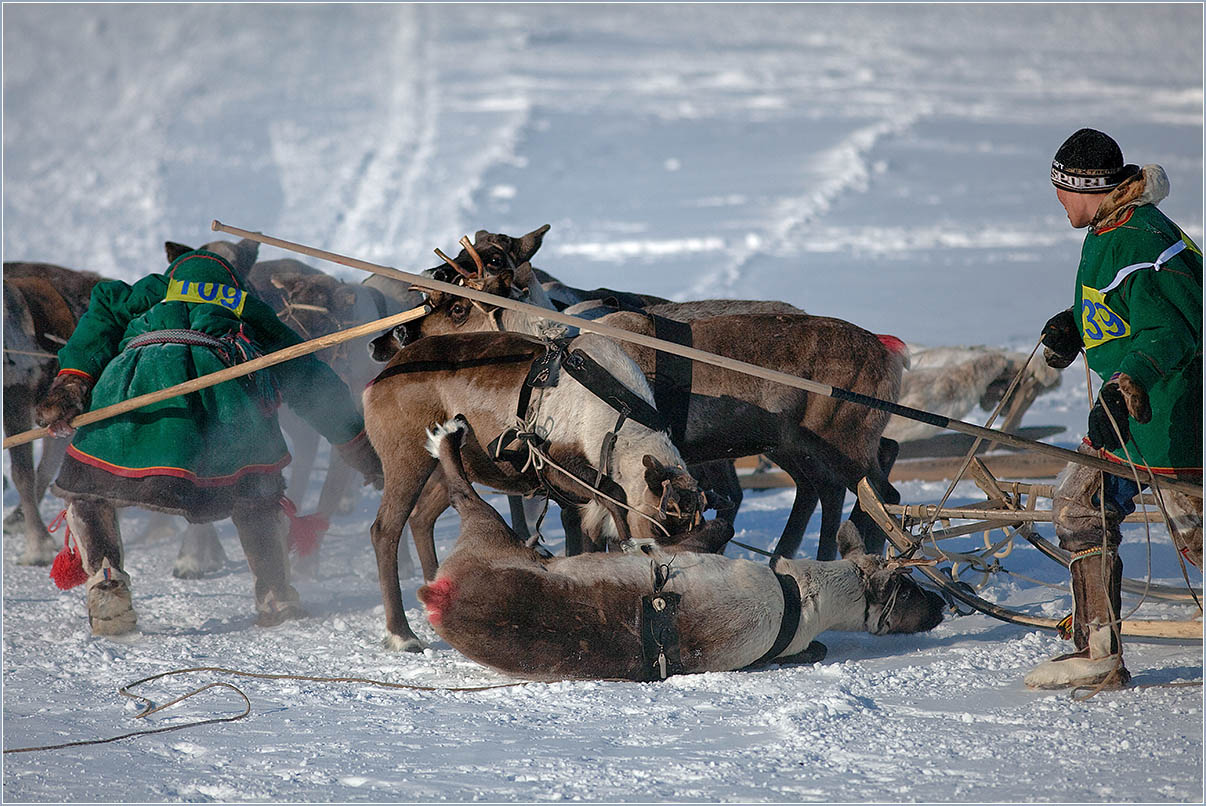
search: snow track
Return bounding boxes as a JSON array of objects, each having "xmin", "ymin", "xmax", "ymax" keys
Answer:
[{"xmin": 3, "ymin": 4, "xmax": 1202, "ymax": 802}]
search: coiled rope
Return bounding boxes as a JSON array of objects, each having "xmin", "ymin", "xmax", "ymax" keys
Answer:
[{"xmin": 3, "ymin": 666, "xmax": 529, "ymax": 754}]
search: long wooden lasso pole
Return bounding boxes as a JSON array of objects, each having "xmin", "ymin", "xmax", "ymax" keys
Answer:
[
  {"xmin": 2, "ymin": 304, "xmax": 430, "ymax": 449},
  {"xmin": 210, "ymin": 220, "xmax": 1202, "ymax": 498}
]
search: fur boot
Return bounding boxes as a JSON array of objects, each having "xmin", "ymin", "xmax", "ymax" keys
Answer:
[
  {"xmin": 1025, "ymin": 541, "xmax": 1129, "ymax": 689},
  {"xmin": 231, "ymin": 498, "xmax": 307, "ymax": 627},
  {"xmin": 65, "ymin": 499, "xmax": 138, "ymax": 635}
]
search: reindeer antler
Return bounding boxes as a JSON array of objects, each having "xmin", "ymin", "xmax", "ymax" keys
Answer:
[
  {"xmin": 459, "ymin": 235, "xmax": 486, "ymax": 276},
  {"xmin": 433, "ymin": 248, "xmax": 476, "ymax": 280}
]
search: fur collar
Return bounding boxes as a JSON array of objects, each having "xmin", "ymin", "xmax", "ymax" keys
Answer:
[{"xmin": 1090, "ymin": 164, "xmax": 1170, "ymax": 233}]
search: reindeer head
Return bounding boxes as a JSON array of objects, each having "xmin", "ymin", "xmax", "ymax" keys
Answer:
[
  {"xmin": 834, "ymin": 520, "xmax": 945, "ymax": 635},
  {"xmin": 266, "ymin": 272, "xmax": 359, "ymax": 339},
  {"xmin": 165, "ymin": 238, "xmax": 260, "ymax": 281},
  {"xmin": 638, "ymin": 455, "xmax": 707, "ymax": 539},
  {"xmin": 368, "ymin": 226, "xmax": 550, "ymax": 362}
]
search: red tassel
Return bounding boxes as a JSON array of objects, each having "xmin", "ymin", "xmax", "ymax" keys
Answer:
[
  {"xmin": 280, "ymin": 497, "xmax": 329, "ymax": 558},
  {"xmin": 47, "ymin": 510, "xmax": 88, "ymax": 590}
]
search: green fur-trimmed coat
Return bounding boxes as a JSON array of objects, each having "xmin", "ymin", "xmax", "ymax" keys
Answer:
[
  {"xmin": 1073, "ymin": 167, "xmax": 1202, "ymax": 475},
  {"xmin": 52, "ymin": 250, "xmax": 365, "ymax": 521}
]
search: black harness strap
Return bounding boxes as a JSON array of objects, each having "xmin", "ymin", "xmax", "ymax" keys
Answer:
[
  {"xmin": 745, "ymin": 570, "xmax": 803, "ymax": 669},
  {"xmin": 639, "ymin": 560, "xmax": 685, "ymax": 681},
  {"xmin": 562, "ymin": 348, "xmax": 667, "ymax": 433},
  {"xmin": 648, "ymin": 314, "xmax": 693, "ymax": 445},
  {"xmin": 369, "ymin": 352, "xmax": 534, "ymax": 386}
]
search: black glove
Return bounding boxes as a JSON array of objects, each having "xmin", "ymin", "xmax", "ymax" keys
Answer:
[
  {"xmin": 1087, "ymin": 381, "xmax": 1132, "ymax": 451},
  {"xmin": 34, "ymin": 372, "xmax": 93, "ymax": 438},
  {"xmin": 336, "ymin": 432, "xmax": 384, "ymax": 489},
  {"xmin": 1041, "ymin": 309, "xmax": 1082, "ymax": 369}
]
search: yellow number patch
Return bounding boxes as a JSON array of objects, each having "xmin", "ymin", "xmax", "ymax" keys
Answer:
[
  {"xmin": 1080, "ymin": 285, "xmax": 1129, "ymax": 348},
  {"xmin": 165, "ymin": 278, "xmax": 246, "ymax": 316}
]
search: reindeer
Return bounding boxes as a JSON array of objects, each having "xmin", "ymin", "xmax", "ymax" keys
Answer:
[
  {"xmin": 4, "ymin": 263, "xmax": 103, "ymax": 564},
  {"xmin": 362, "ymin": 330, "xmax": 708, "ymax": 651},
  {"xmin": 375, "ymin": 234, "xmax": 906, "ymax": 562},
  {"xmin": 416, "ymin": 416, "xmax": 944, "ymax": 681},
  {"xmin": 365, "ymin": 230, "xmax": 833, "ymax": 559}
]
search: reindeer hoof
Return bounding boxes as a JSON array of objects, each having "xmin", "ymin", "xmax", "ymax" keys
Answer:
[
  {"xmin": 776, "ymin": 641, "xmax": 828, "ymax": 666},
  {"xmin": 87, "ymin": 580, "xmax": 138, "ymax": 636},
  {"xmin": 383, "ymin": 634, "xmax": 425, "ymax": 653},
  {"xmin": 255, "ymin": 602, "xmax": 309, "ymax": 627},
  {"xmin": 4, "ymin": 507, "xmax": 25, "ymax": 532},
  {"xmin": 16, "ymin": 535, "xmax": 57, "ymax": 566}
]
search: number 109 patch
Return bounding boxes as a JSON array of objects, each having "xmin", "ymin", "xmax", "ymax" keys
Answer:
[
  {"xmin": 1080, "ymin": 285, "xmax": 1129, "ymax": 348},
  {"xmin": 165, "ymin": 278, "xmax": 246, "ymax": 315}
]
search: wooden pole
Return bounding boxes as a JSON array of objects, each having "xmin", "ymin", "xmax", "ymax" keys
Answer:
[
  {"xmin": 2, "ymin": 305, "xmax": 430, "ymax": 450},
  {"xmin": 211, "ymin": 220, "xmax": 1204, "ymax": 499}
]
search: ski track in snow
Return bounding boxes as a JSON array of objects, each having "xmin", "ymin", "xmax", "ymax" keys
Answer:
[{"xmin": 3, "ymin": 4, "xmax": 1203, "ymax": 803}]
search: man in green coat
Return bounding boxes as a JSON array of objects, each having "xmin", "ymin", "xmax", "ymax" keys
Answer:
[
  {"xmin": 35, "ymin": 242, "xmax": 382, "ymax": 635},
  {"xmin": 1026, "ymin": 129, "xmax": 1203, "ymax": 689}
]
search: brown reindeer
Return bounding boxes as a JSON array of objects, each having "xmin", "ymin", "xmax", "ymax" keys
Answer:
[
  {"xmin": 362, "ymin": 330, "xmax": 707, "ymax": 651},
  {"xmin": 417, "ymin": 416, "xmax": 944, "ymax": 681},
  {"xmin": 4, "ymin": 263, "xmax": 103, "ymax": 564},
  {"xmin": 380, "ymin": 255, "xmax": 906, "ymax": 562}
]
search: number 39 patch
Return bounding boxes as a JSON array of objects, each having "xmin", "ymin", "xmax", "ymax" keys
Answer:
[
  {"xmin": 1080, "ymin": 285, "xmax": 1129, "ymax": 348},
  {"xmin": 165, "ymin": 278, "xmax": 246, "ymax": 316}
]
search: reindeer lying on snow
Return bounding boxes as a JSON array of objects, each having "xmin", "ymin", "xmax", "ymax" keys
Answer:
[
  {"xmin": 418, "ymin": 416, "xmax": 945, "ymax": 681},
  {"xmin": 362, "ymin": 330, "xmax": 710, "ymax": 651}
]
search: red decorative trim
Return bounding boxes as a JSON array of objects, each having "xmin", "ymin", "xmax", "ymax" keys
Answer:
[
  {"xmin": 168, "ymin": 252, "xmax": 242, "ymax": 288},
  {"xmin": 876, "ymin": 334, "xmax": 907, "ymax": 355},
  {"xmin": 1093, "ymin": 207, "xmax": 1136, "ymax": 235},
  {"xmin": 56, "ymin": 368, "xmax": 93, "ymax": 381},
  {"xmin": 339, "ymin": 429, "xmax": 369, "ymax": 448},
  {"xmin": 1080, "ymin": 437, "xmax": 1203, "ymax": 477},
  {"xmin": 65, "ymin": 444, "xmax": 290, "ymax": 487}
]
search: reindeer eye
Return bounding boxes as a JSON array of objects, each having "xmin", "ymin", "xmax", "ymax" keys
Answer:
[{"xmin": 450, "ymin": 302, "xmax": 468, "ymax": 318}]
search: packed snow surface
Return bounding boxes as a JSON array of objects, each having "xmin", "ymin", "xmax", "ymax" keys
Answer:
[{"xmin": 3, "ymin": 4, "xmax": 1202, "ymax": 803}]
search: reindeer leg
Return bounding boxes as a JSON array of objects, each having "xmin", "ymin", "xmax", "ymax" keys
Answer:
[
  {"xmin": 409, "ymin": 469, "xmax": 449, "ymax": 581},
  {"xmin": 173, "ymin": 521, "xmax": 227, "ymax": 579},
  {"xmin": 65, "ymin": 498, "xmax": 137, "ymax": 635},
  {"xmin": 507, "ymin": 495, "xmax": 532, "ymax": 540},
  {"xmin": 813, "ymin": 484, "xmax": 848, "ymax": 561},
  {"xmin": 766, "ymin": 451, "xmax": 822, "ymax": 558},
  {"xmin": 561, "ymin": 506, "xmax": 585, "ymax": 556},
  {"xmin": 371, "ymin": 456, "xmax": 437, "ymax": 651},
  {"xmin": 281, "ymin": 408, "xmax": 318, "ymax": 506},
  {"xmin": 34, "ymin": 435, "xmax": 69, "ymax": 503},
  {"xmin": 5, "ymin": 402, "xmax": 55, "ymax": 565}
]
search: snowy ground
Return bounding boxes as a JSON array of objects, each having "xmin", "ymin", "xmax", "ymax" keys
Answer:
[{"xmin": 3, "ymin": 4, "xmax": 1203, "ymax": 803}]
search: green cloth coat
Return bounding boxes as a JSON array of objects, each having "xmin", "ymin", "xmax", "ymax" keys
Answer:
[
  {"xmin": 53, "ymin": 250, "xmax": 365, "ymax": 521},
  {"xmin": 1073, "ymin": 203, "xmax": 1202, "ymax": 473}
]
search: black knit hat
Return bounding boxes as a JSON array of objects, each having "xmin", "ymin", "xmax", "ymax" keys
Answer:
[{"xmin": 1051, "ymin": 128, "xmax": 1139, "ymax": 193}]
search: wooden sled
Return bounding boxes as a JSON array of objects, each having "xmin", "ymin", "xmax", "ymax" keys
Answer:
[{"xmin": 856, "ymin": 459, "xmax": 1203, "ymax": 642}]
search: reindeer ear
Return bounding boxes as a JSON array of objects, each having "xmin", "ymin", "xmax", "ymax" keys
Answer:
[
  {"xmin": 512, "ymin": 261, "xmax": 533, "ymax": 288},
  {"xmin": 517, "ymin": 224, "xmax": 551, "ymax": 263},
  {"xmin": 496, "ymin": 269, "xmax": 514, "ymax": 295},
  {"xmin": 233, "ymin": 239, "xmax": 260, "ymax": 276},
  {"xmin": 643, "ymin": 455, "xmax": 669, "ymax": 491},
  {"xmin": 165, "ymin": 241, "xmax": 194, "ymax": 263},
  {"xmin": 836, "ymin": 520, "xmax": 866, "ymax": 559}
]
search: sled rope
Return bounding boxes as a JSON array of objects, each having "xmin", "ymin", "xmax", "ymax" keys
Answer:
[
  {"xmin": 204, "ymin": 220, "xmax": 1201, "ymax": 497},
  {"xmin": 501, "ymin": 412, "xmax": 672, "ymax": 538},
  {"xmin": 2, "ymin": 666, "xmax": 530, "ymax": 755}
]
